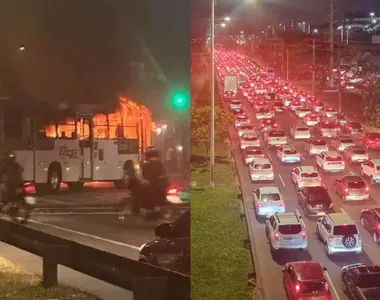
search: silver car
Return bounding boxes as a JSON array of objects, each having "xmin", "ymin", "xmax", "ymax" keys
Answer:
[
  {"xmin": 243, "ymin": 146, "xmax": 265, "ymax": 165},
  {"xmin": 237, "ymin": 124, "xmax": 255, "ymax": 137},
  {"xmin": 266, "ymin": 212, "xmax": 307, "ymax": 252},
  {"xmin": 343, "ymin": 146, "xmax": 369, "ymax": 163},
  {"xmin": 240, "ymin": 134, "xmax": 260, "ymax": 150},
  {"xmin": 331, "ymin": 136, "xmax": 355, "ymax": 152}
]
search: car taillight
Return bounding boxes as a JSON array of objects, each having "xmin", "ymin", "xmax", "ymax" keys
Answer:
[
  {"xmin": 301, "ymin": 231, "xmax": 306, "ymax": 239},
  {"xmin": 278, "ymin": 203, "xmax": 284, "ymax": 207},
  {"xmin": 345, "ymin": 188, "xmax": 349, "ymax": 193},
  {"xmin": 23, "ymin": 184, "xmax": 36, "ymax": 194},
  {"xmin": 167, "ymin": 186, "xmax": 178, "ymax": 195},
  {"xmin": 274, "ymin": 232, "xmax": 280, "ymax": 240},
  {"xmin": 260, "ymin": 154, "xmax": 264, "ymax": 157},
  {"xmin": 324, "ymin": 282, "xmax": 329, "ymax": 291},
  {"xmin": 365, "ymin": 187, "xmax": 369, "ymax": 193},
  {"xmin": 295, "ymin": 284, "xmax": 301, "ymax": 293},
  {"xmin": 328, "ymin": 235, "xmax": 337, "ymax": 242},
  {"xmin": 377, "ymin": 224, "xmax": 380, "ymax": 230},
  {"xmin": 341, "ymin": 161, "xmax": 345, "ymax": 165}
]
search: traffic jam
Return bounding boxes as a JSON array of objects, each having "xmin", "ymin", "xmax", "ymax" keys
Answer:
[{"xmin": 216, "ymin": 49, "xmax": 380, "ymax": 300}]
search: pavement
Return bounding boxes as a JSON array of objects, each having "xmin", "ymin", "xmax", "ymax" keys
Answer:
[
  {"xmin": 216, "ymin": 50, "xmax": 380, "ymax": 300},
  {"xmin": 1, "ymin": 173, "xmax": 187, "ymax": 300}
]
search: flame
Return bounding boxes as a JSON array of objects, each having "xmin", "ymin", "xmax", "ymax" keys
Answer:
[{"xmin": 44, "ymin": 96, "xmax": 152, "ymax": 149}]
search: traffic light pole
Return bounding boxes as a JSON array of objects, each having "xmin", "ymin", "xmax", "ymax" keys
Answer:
[
  {"xmin": 210, "ymin": 0, "xmax": 215, "ymax": 188},
  {"xmin": 337, "ymin": 42, "xmax": 342, "ymax": 113},
  {"xmin": 312, "ymin": 38, "xmax": 316, "ymax": 96}
]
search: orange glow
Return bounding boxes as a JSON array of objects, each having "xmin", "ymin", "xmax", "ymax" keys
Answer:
[{"xmin": 44, "ymin": 96, "xmax": 152, "ymax": 150}]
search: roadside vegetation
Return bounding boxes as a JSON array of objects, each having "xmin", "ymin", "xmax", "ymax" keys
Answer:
[
  {"xmin": 0, "ymin": 256, "xmax": 100, "ymax": 300},
  {"xmin": 191, "ymin": 70, "xmax": 254, "ymax": 300}
]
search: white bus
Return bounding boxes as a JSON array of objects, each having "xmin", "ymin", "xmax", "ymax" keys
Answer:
[{"xmin": 4, "ymin": 97, "xmax": 152, "ymax": 193}]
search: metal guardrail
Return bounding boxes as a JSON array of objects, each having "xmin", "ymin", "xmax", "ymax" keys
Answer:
[{"xmin": 0, "ymin": 219, "xmax": 189, "ymax": 300}]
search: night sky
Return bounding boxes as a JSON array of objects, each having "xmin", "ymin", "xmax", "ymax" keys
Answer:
[
  {"xmin": 0, "ymin": 0, "xmax": 190, "ymax": 115},
  {"xmin": 192, "ymin": 0, "xmax": 380, "ymax": 37}
]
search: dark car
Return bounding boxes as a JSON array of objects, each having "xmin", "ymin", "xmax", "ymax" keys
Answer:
[
  {"xmin": 360, "ymin": 208, "xmax": 380, "ymax": 244},
  {"xmin": 342, "ymin": 263, "xmax": 380, "ymax": 300},
  {"xmin": 297, "ymin": 186, "xmax": 333, "ymax": 217},
  {"xmin": 340, "ymin": 122, "xmax": 363, "ymax": 135},
  {"xmin": 139, "ymin": 209, "xmax": 190, "ymax": 275},
  {"xmin": 334, "ymin": 175, "xmax": 369, "ymax": 202}
]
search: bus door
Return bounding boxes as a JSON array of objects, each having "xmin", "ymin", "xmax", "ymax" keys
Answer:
[{"xmin": 80, "ymin": 140, "xmax": 92, "ymax": 179}]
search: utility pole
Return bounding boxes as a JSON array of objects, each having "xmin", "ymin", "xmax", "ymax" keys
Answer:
[
  {"xmin": 329, "ymin": 0, "xmax": 334, "ymax": 88},
  {"xmin": 337, "ymin": 41, "xmax": 342, "ymax": 112},
  {"xmin": 312, "ymin": 38, "xmax": 316, "ymax": 96},
  {"xmin": 286, "ymin": 48, "xmax": 289, "ymax": 80},
  {"xmin": 281, "ymin": 40, "xmax": 284, "ymax": 76},
  {"xmin": 210, "ymin": 0, "xmax": 215, "ymax": 188}
]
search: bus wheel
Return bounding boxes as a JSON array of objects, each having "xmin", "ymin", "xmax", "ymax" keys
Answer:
[
  {"xmin": 67, "ymin": 182, "xmax": 84, "ymax": 192},
  {"xmin": 47, "ymin": 164, "xmax": 62, "ymax": 193}
]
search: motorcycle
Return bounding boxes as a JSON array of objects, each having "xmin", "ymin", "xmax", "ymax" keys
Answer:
[{"xmin": 0, "ymin": 182, "xmax": 35, "ymax": 224}]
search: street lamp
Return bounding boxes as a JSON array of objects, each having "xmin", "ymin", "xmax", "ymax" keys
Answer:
[
  {"xmin": 224, "ymin": 16, "xmax": 231, "ymax": 22},
  {"xmin": 220, "ymin": 23, "xmax": 226, "ymax": 27},
  {"xmin": 346, "ymin": 26, "xmax": 351, "ymax": 44},
  {"xmin": 19, "ymin": 45, "xmax": 26, "ymax": 51},
  {"xmin": 370, "ymin": 12, "xmax": 375, "ymax": 23},
  {"xmin": 313, "ymin": 29, "xmax": 318, "ymax": 34},
  {"xmin": 338, "ymin": 26, "xmax": 343, "ymax": 42},
  {"xmin": 210, "ymin": 0, "xmax": 215, "ymax": 187}
]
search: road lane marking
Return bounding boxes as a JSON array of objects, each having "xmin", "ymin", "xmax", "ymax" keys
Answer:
[
  {"xmin": 28, "ymin": 219, "xmax": 140, "ymax": 250},
  {"xmin": 324, "ymin": 270, "xmax": 341, "ymax": 300},
  {"xmin": 296, "ymin": 209, "xmax": 306, "ymax": 228},
  {"xmin": 349, "ymin": 171, "xmax": 356, "ymax": 175},
  {"xmin": 278, "ymin": 174, "xmax": 286, "ymax": 187},
  {"xmin": 267, "ymin": 152, "xmax": 273, "ymax": 161},
  {"xmin": 299, "ymin": 152, "xmax": 305, "ymax": 160}
]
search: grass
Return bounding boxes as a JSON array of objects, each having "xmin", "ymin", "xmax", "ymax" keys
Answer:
[
  {"xmin": 0, "ymin": 256, "xmax": 100, "ymax": 300},
  {"xmin": 191, "ymin": 141, "xmax": 254, "ymax": 300}
]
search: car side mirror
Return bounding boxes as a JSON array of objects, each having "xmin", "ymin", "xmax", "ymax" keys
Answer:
[
  {"xmin": 317, "ymin": 219, "xmax": 322, "ymax": 223},
  {"xmin": 322, "ymin": 267, "xmax": 327, "ymax": 271},
  {"xmin": 155, "ymin": 223, "xmax": 171, "ymax": 238}
]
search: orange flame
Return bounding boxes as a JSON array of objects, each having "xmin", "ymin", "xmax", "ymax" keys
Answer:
[{"xmin": 44, "ymin": 96, "xmax": 152, "ymax": 149}]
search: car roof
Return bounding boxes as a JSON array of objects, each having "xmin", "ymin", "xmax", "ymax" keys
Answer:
[
  {"xmin": 295, "ymin": 125, "xmax": 309, "ymax": 129},
  {"xmin": 324, "ymin": 151, "xmax": 340, "ymax": 157},
  {"xmin": 327, "ymin": 213, "xmax": 355, "ymax": 225},
  {"xmin": 253, "ymin": 158, "xmax": 271, "ymax": 164},
  {"xmin": 275, "ymin": 212, "xmax": 301, "ymax": 225},
  {"xmin": 299, "ymin": 166, "xmax": 317, "ymax": 173},
  {"xmin": 291, "ymin": 261, "xmax": 325, "ymax": 282},
  {"xmin": 342, "ymin": 175, "xmax": 364, "ymax": 182},
  {"xmin": 258, "ymin": 186, "xmax": 280, "ymax": 194}
]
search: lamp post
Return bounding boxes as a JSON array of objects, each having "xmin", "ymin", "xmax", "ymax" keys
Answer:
[{"xmin": 346, "ymin": 26, "xmax": 351, "ymax": 44}]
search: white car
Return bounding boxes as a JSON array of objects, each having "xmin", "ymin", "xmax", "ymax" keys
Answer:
[
  {"xmin": 234, "ymin": 115, "xmax": 250, "ymax": 129},
  {"xmin": 237, "ymin": 124, "xmax": 255, "ymax": 137},
  {"xmin": 255, "ymin": 107, "xmax": 274, "ymax": 120},
  {"xmin": 305, "ymin": 139, "xmax": 329, "ymax": 156},
  {"xmin": 290, "ymin": 125, "xmax": 311, "ymax": 140},
  {"xmin": 249, "ymin": 158, "xmax": 274, "ymax": 182},
  {"xmin": 291, "ymin": 166, "xmax": 322, "ymax": 189},
  {"xmin": 277, "ymin": 146, "xmax": 301, "ymax": 164},
  {"xmin": 240, "ymin": 133, "xmax": 260, "ymax": 150},
  {"xmin": 303, "ymin": 114, "xmax": 320, "ymax": 126},
  {"xmin": 253, "ymin": 186, "xmax": 285, "ymax": 217},
  {"xmin": 316, "ymin": 151, "xmax": 345, "ymax": 173},
  {"xmin": 264, "ymin": 129, "xmax": 287, "ymax": 147},
  {"xmin": 289, "ymin": 101, "xmax": 302, "ymax": 112},
  {"xmin": 322, "ymin": 107, "xmax": 338, "ymax": 118},
  {"xmin": 331, "ymin": 136, "xmax": 355, "ymax": 152},
  {"xmin": 295, "ymin": 108, "xmax": 312, "ymax": 118},
  {"xmin": 332, "ymin": 114, "xmax": 348, "ymax": 126},
  {"xmin": 361, "ymin": 159, "xmax": 380, "ymax": 184},
  {"xmin": 316, "ymin": 213, "xmax": 362, "ymax": 255},
  {"xmin": 343, "ymin": 146, "xmax": 369, "ymax": 164},
  {"xmin": 243, "ymin": 146, "xmax": 265, "ymax": 165}
]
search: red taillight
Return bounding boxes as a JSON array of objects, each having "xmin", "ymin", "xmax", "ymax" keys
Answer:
[
  {"xmin": 301, "ymin": 231, "xmax": 306, "ymax": 239},
  {"xmin": 274, "ymin": 232, "xmax": 280, "ymax": 240},
  {"xmin": 345, "ymin": 188, "xmax": 349, "ymax": 193},
  {"xmin": 341, "ymin": 161, "xmax": 345, "ymax": 165},
  {"xmin": 274, "ymin": 123, "xmax": 278, "ymax": 127},
  {"xmin": 377, "ymin": 224, "xmax": 380, "ymax": 230},
  {"xmin": 365, "ymin": 187, "xmax": 369, "ymax": 192},
  {"xmin": 24, "ymin": 185, "xmax": 36, "ymax": 194},
  {"xmin": 295, "ymin": 284, "xmax": 300, "ymax": 292},
  {"xmin": 329, "ymin": 203, "xmax": 334, "ymax": 208},
  {"xmin": 324, "ymin": 282, "xmax": 329, "ymax": 291},
  {"xmin": 260, "ymin": 154, "xmax": 264, "ymax": 157},
  {"xmin": 167, "ymin": 186, "xmax": 178, "ymax": 195}
]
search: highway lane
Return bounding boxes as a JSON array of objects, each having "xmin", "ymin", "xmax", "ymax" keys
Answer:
[{"xmin": 217, "ymin": 51, "xmax": 380, "ymax": 300}]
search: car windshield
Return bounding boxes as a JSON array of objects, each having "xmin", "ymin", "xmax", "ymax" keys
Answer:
[
  {"xmin": 326, "ymin": 156, "xmax": 342, "ymax": 162},
  {"xmin": 341, "ymin": 139, "xmax": 353, "ymax": 143},
  {"xmin": 349, "ymin": 122, "xmax": 362, "ymax": 129},
  {"xmin": 308, "ymin": 189, "xmax": 330, "ymax": 202},
  {"xmin": 268, "ymin": 131, "xmax": 284, "ymax": 137},
  {"xmin": 312, "ymin": 140, "xmax": 327, "ymax": 146},
  {"xmin": 231, "ymin": 100, "xmax": 241, "ymax": 104},
  {"xmin": 353, "ymin": 149, "xmax": 366, "ymax": 154},
  {"xmin": 258, "ymin": 108, "xmax": 270, "ymax": 113},
  {"xmin": 302, "ymin": 173, "xmax": 319, "ymax": 178},
  {"xmin": 261, "ymin": 193, "xmax": 281, "ymax": 201},
  {"xmin": 356, "ymin": 274, "xmax": 380, "ymax": 289},
  {"xmin": 279, "ymin": 224, "xmax": 302, "ymax": 234},
  {"xmin": 347, "ymin": 181, "xmax": 366, "ymax": 189},
  {"xmin": 368, "ymin": 133, "xmax": 380, "ymax": 139},
  {"xmin": 254, "ymin": 163, "xmax": 271, "ymax": 169},
  {"xmin": 240, "ymin": 125, "xmax": 254, "ymax": 130},
  {"xmin": 274, "ymin": 102, "xmax": 283, "ymax": 106},
  {"xmin": 301, "ymin": 282, "xmax": 326, "ymax": 294},
  {"xmin": 246, "ymin": 149, "xmax": 262, "ymax": 155},
  {"xmin": 244, "ymin": 137, "xmax": 258, "ymax": 141},
  {"xmin": 300, "ymin": 108, "xmax": 310, "ymax": 112},
  {"xmin": 297, "ymin": 127, "xmax": 309, "ymax": 131},
  {"xmin": 284, "ymin": 150, "xmax": 297, "ymax": 154},
  {"xmin": 308, "ymin": 116, "xmax": 319, "ymax": 120},
  {"xmin": 333, "ymin": 224, "xmax": 358, "ymax": 235},
  {"xmin": 321, "ymin": 123, "xmax": 336, "ymax": 129}
]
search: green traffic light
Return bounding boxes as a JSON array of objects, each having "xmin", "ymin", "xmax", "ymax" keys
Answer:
[{"xmin": 172, "ymin": 92, "xmax": 188, "ymax": 109}]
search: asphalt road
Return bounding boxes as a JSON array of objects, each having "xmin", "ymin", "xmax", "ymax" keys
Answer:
[{"xmin": 217, "ymin": 50, "xmax": 380, "ymax": 300}]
